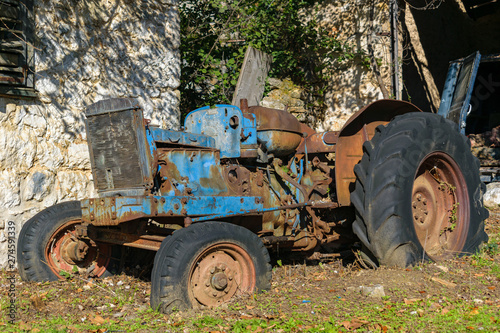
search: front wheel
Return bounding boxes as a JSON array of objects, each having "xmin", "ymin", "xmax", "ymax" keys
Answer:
[
  {"xmin": 351, "ymin": 112, "xmax": 489, "ymax": 267},
  {"xmin": 17, "ymin": 201, "xmax": 113, "ymax": 281},
  {"xmin": 150, "ymin": 222, "xmax": 272, "ymax": 313}
]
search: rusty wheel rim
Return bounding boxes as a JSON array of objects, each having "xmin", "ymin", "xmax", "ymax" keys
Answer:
[
  {"xmin": 45, "ymin": 220, "xmax": 111, "ymax": 278},
  {"xmin": 412, "ymin": 152, "xmax": 470, "ymax": 260},
  {"xmin": 189, "ymin": 243, "xmax": 256, "ymax": 307}
]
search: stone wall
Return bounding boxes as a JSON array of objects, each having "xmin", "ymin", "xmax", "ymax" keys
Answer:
[
  {"xmin": 0, "ymin": 0, "xmax": 180, "ymax": 268},
  {"xmin": 262, "ymin": 0, "xmax": 393, "ymax": 131}
]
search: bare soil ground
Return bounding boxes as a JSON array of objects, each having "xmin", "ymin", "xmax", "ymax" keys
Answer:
[{"xmin": 1, "ymin": 210, "xmax": 499, "ymax": 332}]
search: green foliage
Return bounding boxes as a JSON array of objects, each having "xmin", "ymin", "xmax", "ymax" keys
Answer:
[{"xmin": 180, "ymin": 0, "xmax": 365, "ymax": 118}]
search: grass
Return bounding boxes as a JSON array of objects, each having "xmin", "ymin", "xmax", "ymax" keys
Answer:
[{"xmin": 1, "ymin": 212, "xmax": 499, "ymax": 332}]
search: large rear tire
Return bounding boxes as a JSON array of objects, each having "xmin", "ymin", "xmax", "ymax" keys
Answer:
[
  {"xmin": 150, "ymin": 222, "xmax": 272, "ymax": 313},
  {"xmin": 17, "ymin": 201, "xmax": 113, "ymax": 281},
  {"xmin": 351, "ymin": 112, "xmax": 488, "ymax": 267}
]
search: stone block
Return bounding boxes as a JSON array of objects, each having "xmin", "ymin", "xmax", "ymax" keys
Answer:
[
  {"xmin": 67, "ymin": 143, "xmax": 91, "ymax": 170},
  {"xmin": 22, "ymin": 170, "xmax": 55, "ymax": 202}
]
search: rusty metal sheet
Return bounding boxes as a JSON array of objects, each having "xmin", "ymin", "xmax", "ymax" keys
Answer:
[
  {"xmin": 335, "ymin": 99, "xmax": 423, "ymax": 206},
  {"xmin": 296, "ymin": 132, "xmax": 338, "ymax": 154},
  {"xmin": 247, "ymin": 106, "xmax": 302, "ymax": 133},
  {"xmin": 81, "ymin": 196, "xmax": 264, "ymax": 226},
  {"xmin": 91, "ymin": 228, "xmax": 164, "ymax": 251}
]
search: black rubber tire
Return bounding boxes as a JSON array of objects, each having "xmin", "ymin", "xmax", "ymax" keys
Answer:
[
  {"xmin": 17, "ymin": 201, "xmax": 113, "ymax": 281},
  {"xmin": 150, "ymin": 222, "xmax": 272, "ymax": 313},
  {"xmin": 351, "ymin": 112, "xmax": 489, "ymax": 267}
]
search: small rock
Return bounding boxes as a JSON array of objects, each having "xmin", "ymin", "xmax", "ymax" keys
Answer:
[
  {"xmin": 473, "ymin": 299, "xmax": 484, "ymax": 304},
  {"xmin": 113, "ymin": 312, "xmax": 126, "ymax": 318},
  {"xmin": 360, "ymin": 284, "xmax": 385, "ymax": 298},
  {"xmin": 436, "ymin": 265, "xmax": 449, "ymax": 272},
  {"xmin": 267, "ymin": 78, "xmax": 283, "ymax": 89},
  {"xmin": 483, "ymin": 182, "xmax": 500, "ymax": 207},
  {"xmin": 117, "ymin": 280, "xmax": 124, "ymax": 286}
]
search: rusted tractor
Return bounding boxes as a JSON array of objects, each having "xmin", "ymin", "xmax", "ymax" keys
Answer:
[{"xmin": 17, "ymin": 97, "xmax": 488, "ymax": 313}]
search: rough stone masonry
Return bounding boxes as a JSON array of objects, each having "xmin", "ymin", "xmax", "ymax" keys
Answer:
[{"xmin": 0, "ymin": 0, "xmax": 180, "ymax": 268}]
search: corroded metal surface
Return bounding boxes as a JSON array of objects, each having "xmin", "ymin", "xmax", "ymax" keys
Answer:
[
  {"xmin": 188, "ymin": 243, "xmax": 256, "ymax": 307},
  {"xmin": 247, "ymin": 106, "xmax": 303, "ymax": 156},
  {"xmin": 296, "ymin": 132, "xmax": 338, "ymax": 154},
  {"xmin": 80, "ymin": 98, "xmax": 428, "ymax": 256},
  {"xmin": 412, "ymin": 152, "xmax": 469, "ymax": 260},
  {"xmin": 45, "ymin": 220, "xmax": 111, "ymax": 278},
  {"xmin": 336, "ymin": 99, "xmax": 423, "ymax": 206}
]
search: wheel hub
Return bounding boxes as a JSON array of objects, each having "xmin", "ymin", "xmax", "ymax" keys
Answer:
[
  {"xmin": 45, "ymin": 220, "xmax": 111, "ymax": 278},
  {"xmin": 61, "ymin": 239, "xmax": 90, "ymax": 263},
  {"xmin": 189, "ymin": 244, "xmax": 256, "ymax": 307},
  {"xmin": 211, "ymin": 272, "xmax": 228, "ymax": 290},
  {"xmin": 412, "ymin": 152, "xmax": 470, "ymax": 260},
  {"xmin": 412, "ymin": 192, "xmax": 429, "ymax": 225}
]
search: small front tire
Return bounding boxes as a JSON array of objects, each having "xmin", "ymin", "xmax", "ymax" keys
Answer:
[
  {"xmin": 150, "ymin": 222, "xmax": 272, "ymax": 313},
  {"xmin": 17, "ymin": 201, "xmax": 112, "ymax": 281}
]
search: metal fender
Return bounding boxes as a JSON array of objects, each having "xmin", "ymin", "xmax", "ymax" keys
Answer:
[{"xmin": 335, "ymin": 99, "xmax": 424, "ymax": 206}]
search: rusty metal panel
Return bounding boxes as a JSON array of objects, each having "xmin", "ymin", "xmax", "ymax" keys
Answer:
[
  {"xmin": 150, "ymin": 127, "xmax": 216, "ymax": 149},
  {"xmin": 158, "ymin": 149, "xmax": 228, "ymax": 196},
  {"xmin": 81, "ymin": 196, "xmax": 264, "ymax": 226},
  {"xmin": 296, "ymin": 132, "xmax": 338, "ymax": 154},
  {"xmin": 185, "ymin": 105, "xmax": 243, "ymax": 158},
  {"xmin": 335, "ymin": 99, "xmax": 423, "ymax": 206},
  {"xmin": 85, "ymin": 99, "xmax": 155, "ymax": 194},
  {"xmin": 247, "ymin": 106, "xmax": 303, "ymax": 156}
]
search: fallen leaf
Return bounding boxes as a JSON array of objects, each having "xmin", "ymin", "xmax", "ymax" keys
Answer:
[
  {"xmin": 18, "ymin": 321, "xmax": 31, "ymax": 331},
  {"xmin": 30, "ymin": 295, "xmax": 45, "ymax": 310},
  {"xmin": 240, "ymin": 315, "xmax": 254, "ymax": 320},
  {"xmin": 341, "ymin": 319, "xmax": 368, "ymax": 330},
  {"xmin": 246, "ymin": 305, "xmax": 255, "ymax": 310},
  {"xmin": 172, "ymin": 321, "xmax": 185, "ymax": 327},
  {"xmin": 469, "ymin": 307, "xmax": 479, "ymax": 315},
  {"xmin": 431, "ymin": 277, "xmax": 457, "ymax": 288},
  {"xmin": 474, "ymin": 274, "xmax": 484, "ymax": 277},
  {"xmin": 488, "ymin": 286, "xmax": 496, "ymax": 290},
  {"xmin": 404, "ymin": 298, "xmax": 422, "ymax": 305},
  {"xmin": 90, "ymin": 315, "xmax": 106, "ymax": 325}
]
